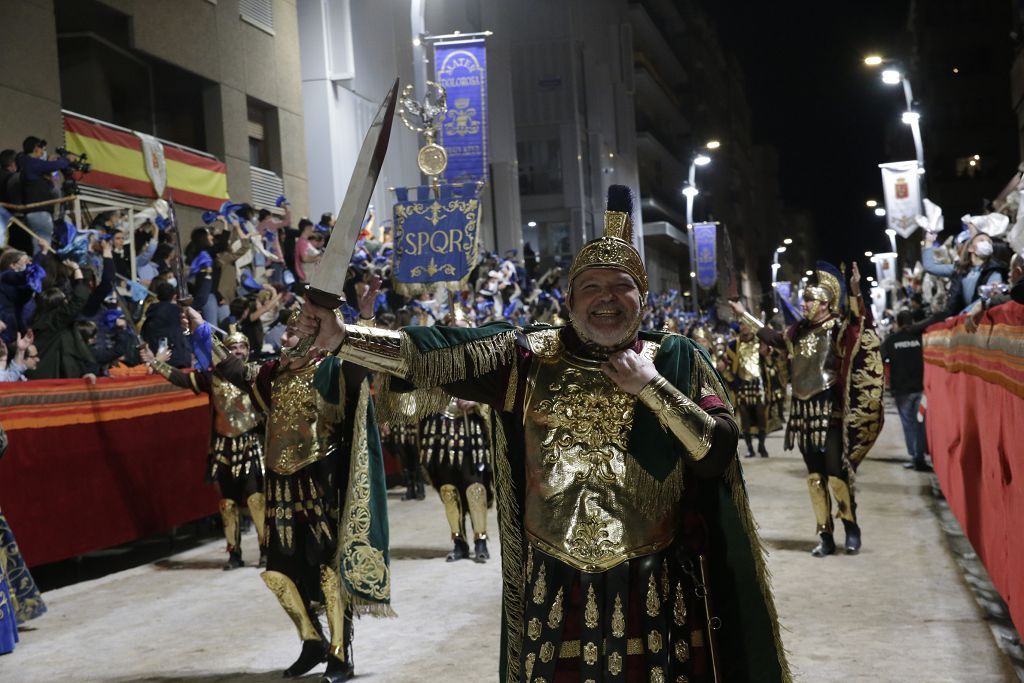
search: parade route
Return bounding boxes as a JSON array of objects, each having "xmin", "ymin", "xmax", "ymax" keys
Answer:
[{"xmin": 4, "ymin": 405, "xmax": 1017, "ymax": 682}]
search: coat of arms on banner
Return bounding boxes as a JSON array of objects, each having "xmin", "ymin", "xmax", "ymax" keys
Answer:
[{"xmin": 392, "ymin": 183, "xmax": 483, "ymax": 296}]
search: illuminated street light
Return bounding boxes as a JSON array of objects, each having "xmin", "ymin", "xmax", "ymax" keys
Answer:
[
  {"xmin": 874, "ymin": 208, "xmax": 886, "ymax": 217},
  {"xmin": 864, "ymin": 55, "xmax": 884, "ymax": 66},
  {"xmin": 705, "ymin": 140, "xmax": 721, "ymax": 150},
  {"xmin": 901, "ymin": 111, "xmax": 920, "ymax": 125},
  {"xmin": 689, "ymin": 271, "xmax": 697, "ymax": 278},
  {"xmin": 776, "ymin": 246, "xmax": 787, "ymax": 254},
  {"xmin": 682, "ymin": 185, "xmax": 699, "ymax": 199},
  {"xmin": 783, "ymin": 238, "xmax": 793, "ymax": 245},
  {"xmin": 865, "ymin": 251, "xmax": 874, "ymax": 257},
  {"xmin": 885, "ymin": 228, "xmax": 897, "ymax": 237},
  {"xmin": 882, "ymin": 69, "xmax": 902, "ymax": 85},
  {"xmin": 527, "ymin": 221, "xmax": 537, "ymax": 227},
  {"xmin": 865, "ymin": 199, "xmax": 878, "ymax": 208},
  {"xmin": 805, "ymin": 270, "xmax": 813, "ymax": 276},
  {"xmin": 693, "ymin": 154, "xmax": 712, "ymax": 166}
]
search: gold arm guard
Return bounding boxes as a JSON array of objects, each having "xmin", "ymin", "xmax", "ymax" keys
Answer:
[
  {"xmin": 637, "ymin": 375, "xmax": 716, "ymax": 461},
  {"xmin": 149, "ymin": 358, "xmax": 175, "ymax": 380},
  {"xmin": 336, "ymin": 325, "xmax": 409, "ymax": 379},
  {"xmin": 211, "ymin": 338, "xmax": 229, "ymax": 364},
  {"xmin": 740, "ymin": 311, "xmax": 765, "ymax": 331}
]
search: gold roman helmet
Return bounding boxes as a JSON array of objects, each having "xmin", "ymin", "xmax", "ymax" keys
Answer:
[
  {"xmin": 223, "ymin": 325, "xmax": 249, "ymax": 349},
  {"xmin": 802, "ymin": 284, "xmax": 832, "ymax": 307},
  {"xmin": 812, "ymin": 262, "xmax": 844, "ymax": 314},
  {"xmin": 567, "ymin": 185, "xmax": 649, "ymax": 302}
]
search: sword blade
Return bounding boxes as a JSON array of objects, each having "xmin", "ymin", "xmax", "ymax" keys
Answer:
[{"xmin": 307, "ymin": 78, "xmax": 399, "ymax": 306}]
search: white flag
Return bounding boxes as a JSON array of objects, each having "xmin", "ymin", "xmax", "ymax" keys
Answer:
[
  {"xmin": 879, "ymin": 160, "xmax": 921, "ymax": 238},
  {"xmin": 872, "ymin": 252, "xmax": 898, "ymax": 290},
  {"xmin": 134, "ymin": 131, "xmax": 167, "ymax": 197}
]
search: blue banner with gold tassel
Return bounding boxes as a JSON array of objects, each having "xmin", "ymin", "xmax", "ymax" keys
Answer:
[
  {"xmin": 392, "ymin": 183, "xmax": 483, "ymax": 295},
  {"xmin": 694, "ymin": 222, "xmax": 717, "ymax": 288},
  {"xmin": 434, "ymin": 39, "xmax": 488, "ymax": 184}
]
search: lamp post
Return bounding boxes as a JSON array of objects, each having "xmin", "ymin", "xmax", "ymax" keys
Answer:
[
  {"xmin": 683, "ymin": 141, "xmax": 718, "ymax": 313},
  {"xmin": 865, "ymin": 56, "xmax": 927, "ymax": 190}
]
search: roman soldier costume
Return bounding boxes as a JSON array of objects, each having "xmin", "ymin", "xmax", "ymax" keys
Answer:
[
  {"xmin": 343, "ymin": 186, "xmax": 790, "ymax": 682},
  {"xmin": 419, "ymin": 395, "xmax": 492, "ymax": 562},
  {"xmin": 149, "ymin": 330, "xmax": 267, "ymax": 569},
  {"xmin": 724, "ymin": 325, "xmax": 770, "ymax": 458},
  {"xmin": 739, "ymin": 263, "xmax": 884, "ymax": 557},
  {"xmin": 378, "ymin": 387, "xmax": 425, "ymax": 501},
  {"xmin": 213, "ymin": 318, "xmax": 393, "ymax": 683}
]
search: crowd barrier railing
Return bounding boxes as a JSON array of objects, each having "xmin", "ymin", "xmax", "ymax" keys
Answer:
[{"xmin": 923, "ymin": 300, "xmax": 1024, "ymax": 633}]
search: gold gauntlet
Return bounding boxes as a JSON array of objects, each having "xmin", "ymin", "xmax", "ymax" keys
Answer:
[
  {"xmin": 336, "ymin": 325, "xmax": 409, "ymax": 379},
  {"xmin": 637, "ymin": 375, "xmax": 716, "ymax": 460},
  {"xmin": 740, "ymin": 311, "xmax": 765, "ymax": 331},
  {"xmin": 149, "ymin": 358, "xmax": 175, "ymax": 379}
]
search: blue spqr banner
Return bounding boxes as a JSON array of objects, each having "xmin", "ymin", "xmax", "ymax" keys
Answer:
[
  {"xmin": 694, "ymin": 222, "xmax": 717, "ymax": 289},
  {"xmin": 392, "ymin": 183, "xmax": 482, "ymax": 294},
  {"xmin": 434, "ymin": 39, "xmax": 488, "ymax": 184}
]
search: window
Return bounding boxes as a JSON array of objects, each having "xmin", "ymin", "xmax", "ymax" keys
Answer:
[
  {"xmin": 517, "ymin": 139, "xmax": 563, "ymax": 196},
  {"xmin": 240, "ymin": 0, "xmax": 273, "ymax": 33},
  {"xmin": 247, "ymin": 100, "xmax": 269, "ymax": 168}
]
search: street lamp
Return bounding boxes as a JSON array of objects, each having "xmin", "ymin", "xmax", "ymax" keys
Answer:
[
  {"xmin": 783, "ymin": 237, "xmax": 793, "ymax": 245},
  {"xmin": 865, "ymin": 250, "xmax": 873, "ymax": 257},
  {"xmin": 865, "ymin": 199, "xmax": 878, "ymax": 208},
  {"xmin": 866, "ymin": 56, "xmax": 926, "ymax": 184},
  {"xmin": 885, "ymin": 228, "xmax": 898, "ymax": 253},
  {"xmin": 684, "ymin": 144, "xmax": 719, "ymax": 312},
  {"xmin": 874, "ymin": 207, "xmax": 886, "ymax": 217}
]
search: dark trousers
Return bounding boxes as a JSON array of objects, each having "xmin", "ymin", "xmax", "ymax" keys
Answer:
[{"xmin": 893, "ymin": 392, "xmax": 927, "ymax": 463}]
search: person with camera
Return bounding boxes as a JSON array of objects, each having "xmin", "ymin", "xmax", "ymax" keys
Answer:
[{"xmin": 14, "ymin": 137, "xmax": 81, "ymax": 254}]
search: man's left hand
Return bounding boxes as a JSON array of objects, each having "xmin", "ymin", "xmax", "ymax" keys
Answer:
[
  {"xmin": 358, "ymin": 275, "xmax": 382, "ymax": 320},
  {"xmin": 601, "ymin": 349, "xmax": 659, "ymax": 395}
]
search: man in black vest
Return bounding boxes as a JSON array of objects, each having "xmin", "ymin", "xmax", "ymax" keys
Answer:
[{"xmin": 881, "ymin": 310, "xmax": 931, "ymax": 471}]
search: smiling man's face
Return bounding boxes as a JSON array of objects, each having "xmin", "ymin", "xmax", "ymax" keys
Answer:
[{"xmin": 569, "ymin": 268, "xmax": 642, "ymax": 349}]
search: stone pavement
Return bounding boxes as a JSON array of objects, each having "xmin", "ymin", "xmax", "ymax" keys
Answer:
[{"xmin": 4, "ymin": 404, "xmax": 1017, "ymax": 682}]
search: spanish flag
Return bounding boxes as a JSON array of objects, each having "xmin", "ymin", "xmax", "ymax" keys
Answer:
[{"xmin": 63, "ymin": 113, "xmax": 229, "ymax": 210}]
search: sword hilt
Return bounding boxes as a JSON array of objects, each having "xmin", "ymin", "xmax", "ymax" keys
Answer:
[{"xmin": 286, "ymin": 286, "xmax": 346, "ymax": 358}]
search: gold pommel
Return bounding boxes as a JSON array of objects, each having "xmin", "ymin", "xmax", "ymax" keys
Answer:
[
  {"xmin": 211, "ymin": 338, "xmax": 229, "ymax": 364},
  {"xmin": 637, "ymin": 375, "xmax": 715, "ymax": 461},
  {"xmin": 337, "ymin": 325, "xmax": 409, "ymax": 378}
]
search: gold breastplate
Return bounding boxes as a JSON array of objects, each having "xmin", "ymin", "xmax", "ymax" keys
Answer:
[
  {"xmin": 736, "ymin": 339, "xmax": 761, "ymax": 382},
  {"xmin": 211, "ymin": 376, "xmax": 258, "ymax": 438},
  {"xmin": 521, "ymin": 332, "xmax": 676, "ymax": 572},
  {"xmin": 789, "ymin": 322, "xmax": 838, "ymax": 400},
  {"xmin": 264, "ymin": 361, "xmax": 329, "ymax": 475}
]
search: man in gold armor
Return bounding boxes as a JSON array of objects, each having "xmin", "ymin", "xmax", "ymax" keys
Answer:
[
  {"xmin": 730, "ymin": 262, "xmax": 884, "ymax": 558},
  {"xmin": 724, "ymin": 322, "xmax": 770, "ymax": 458},
  {"xmin": 198, "ymin": 303, "xmax": 393, "ymax": 683},
  {"xmin": 299, "ymin": 186, "xmax": 789, "ymax": 682},
  {"xmin": 142, "ymin": 329, "xmax": 267, "ymax": 569}
]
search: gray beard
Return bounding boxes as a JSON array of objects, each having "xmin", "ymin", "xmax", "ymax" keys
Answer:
[{"xmin": 569, "ymin": 314, "xmax": 642, "ymax": 357}]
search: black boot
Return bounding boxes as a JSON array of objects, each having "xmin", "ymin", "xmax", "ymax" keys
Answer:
[
  {"xmin": 743, "ymin": 433, "xmax": 755, "ymax": 458},
  {"xmin": 283, "ymin": 639, "xmax": 327, "ymax": 678},
  {"xmin": 758, "ymin": 438, "xmax": 769, "ymax": 458},
  {"xmin": 223, "ymin": 550, "xmax": 244, "ymax": 570},
  {"xmin": 414, "ymin": 476, "xmax": 426, "ymax": 501},
  {"xmin": 842, "ymin": 519, "xmax": 862, "ymax": 554},
  {"xmin": 473, "ymin": 538, "xmax": 490, "ymax": 563},
  {"xmin": 400, "ymin": 470, "xmax": 416, "ymax": 501},
  {"xmin": 446, "ymin": 538, "xmax": 470, "ymax": 562},
  {"xmin": 320, "ymin": 654, "xmax": 354, "ymax": 683},
  {"xmin": 258, "ymin": 546, "xmax": 267, "ymax": 568},
  {"xmin": 810, "ymin": 532, "xmax": 836, "ymax": 558}
]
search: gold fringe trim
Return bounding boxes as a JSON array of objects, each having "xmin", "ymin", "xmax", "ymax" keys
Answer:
[
  {"xmin": 723, "ymin": 460, "xmax": 793, "ymax": 683},
  {"xmin": 373, "ymin": 375, "xmax": 451, "ymax": 428},
  {"xmin": 623, "ymin": 455, "xmax": 684, "ymax": 519},
  {"xmin": 492, "ymin": 417, "xmax": 525, "ymax": 683},
  {"xmin": 403, "ymin": 329, "xmax": 518, "ymax": 389}
]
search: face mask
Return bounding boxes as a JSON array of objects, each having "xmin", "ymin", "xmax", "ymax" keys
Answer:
[
  {"xmin": 974, "ymin": 240, "xmax": 993, "ymax": 258},
  {"xmin": 166, "ymin": 277, "xmax": 177, "ymax": 288}
]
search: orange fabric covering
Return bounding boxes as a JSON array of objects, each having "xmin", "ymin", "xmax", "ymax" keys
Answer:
[
  {"xmin": 923, "ymin": 301, "xmax": 1024, "ymax": 633},
  {"xmin": 0, "ymin": 375, "xmax": 217, "ymax": 567}
]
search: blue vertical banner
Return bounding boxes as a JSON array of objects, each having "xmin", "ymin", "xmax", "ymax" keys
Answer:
[
  {"xmin": 434, "ymin": 40, "xmax": 488, "ymax": 184},
  {"xmin": 693, "ymin": 222, "xmax": 717, "ymax": 289}
]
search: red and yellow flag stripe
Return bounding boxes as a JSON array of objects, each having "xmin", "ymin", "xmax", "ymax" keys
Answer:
[{"xmin": 63, "ymin": 114, "xmax": 229, "ymax": 210}]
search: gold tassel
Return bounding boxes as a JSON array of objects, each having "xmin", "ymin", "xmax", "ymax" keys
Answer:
[
  {"xmin": 403, "ymin": 330, "xmax": 518, "ymax": 389},
  {"xmin": 623, "ymin": 456, "xmax": 684, "ymax": 519},
  {"xmin": 491, "ymin": 418, "xmax": 525, "ymax": 683}
]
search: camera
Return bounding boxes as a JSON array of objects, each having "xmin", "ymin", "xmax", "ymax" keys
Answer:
[{"xmin": 55, "ymin": 146, "xmax": 92, "ymax": 173}]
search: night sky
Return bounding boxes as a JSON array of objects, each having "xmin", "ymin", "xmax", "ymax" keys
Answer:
[{"xmin": 706, "ymin": 0, "xmax": 913, "ymax": 267}]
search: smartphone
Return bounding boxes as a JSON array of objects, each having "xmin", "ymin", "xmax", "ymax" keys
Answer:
[{"xmin": 157, "ymin": 337, "xmax": 169, "ymax": 356}]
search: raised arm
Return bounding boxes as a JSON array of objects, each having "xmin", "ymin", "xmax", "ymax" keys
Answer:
[{"xmin": 729, "ymin": 299, "xmax": 785, "ymax": 348}]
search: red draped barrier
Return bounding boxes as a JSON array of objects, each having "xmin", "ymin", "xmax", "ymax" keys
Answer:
[
  {"xmin": 923, "ymin": 301, "xmax": 1024, "ymax": 633},
  {"xmin": 0, "ymin": 375, "xmax": 217, "ymax": 567}
]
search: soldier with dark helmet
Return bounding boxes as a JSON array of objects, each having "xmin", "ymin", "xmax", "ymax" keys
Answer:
[
  {"xmin": 731, "ymin": 262, "xmax": 884, "ymax": 557},
  {"xmin": 142, "ymin": 327, "xmax": 267, "ymax": 569}
]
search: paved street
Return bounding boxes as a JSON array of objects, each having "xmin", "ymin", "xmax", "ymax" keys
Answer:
[{"xmin": 4, "ymin": 405, "xmax": 1017, "ymax": 682}]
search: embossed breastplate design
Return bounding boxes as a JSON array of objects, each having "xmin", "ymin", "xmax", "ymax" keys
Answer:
[
  {"xmin": 736, "ymin": 339, "xmax": 761, "ymax": 382},
  {"xmin": 264, "ymin": 362, "xmax": 329, "ymax": 475},
  {"xmin": 522, "ymin": 340, "xmax": 677, "ymax": 572},
  {"xmin": 790, "ymin": 322, "xmax": 838, "ymax": 400},
  {"xmin": 212, "ymin": 376, "xmax": 258, "ymax": 438}
]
